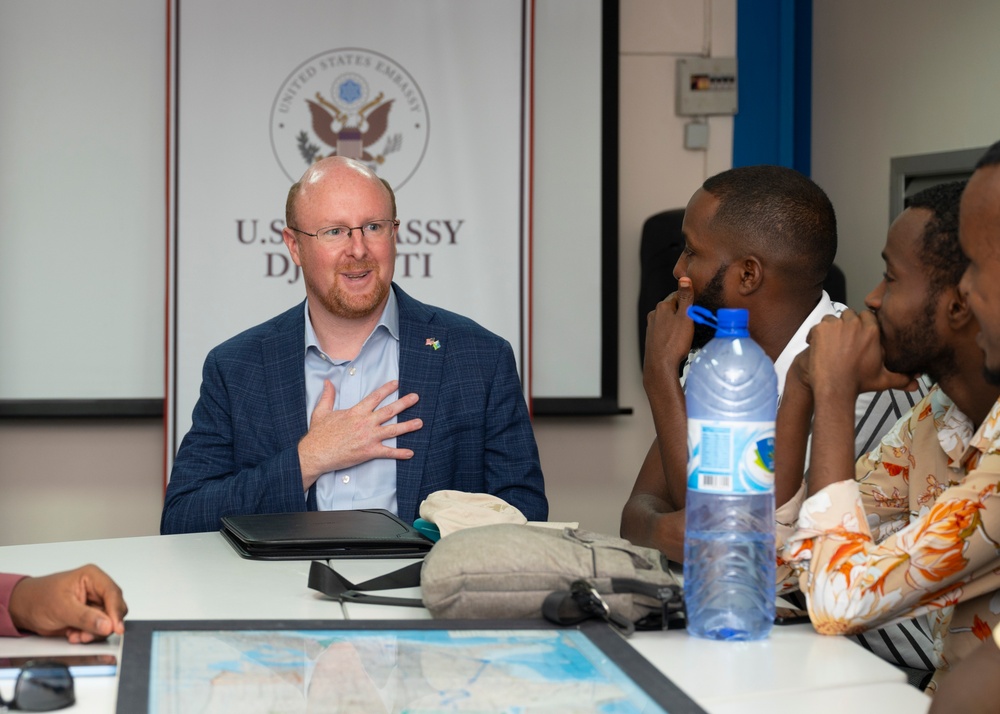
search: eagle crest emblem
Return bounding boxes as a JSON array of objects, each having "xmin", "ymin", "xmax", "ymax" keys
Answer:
[
  {"xmin": 271, "ymin": 49, "xmax": 430, "ymax": 188},
  {"xmin": 301, "ymin": 74, "xmax": 401, "ymax": 165}
]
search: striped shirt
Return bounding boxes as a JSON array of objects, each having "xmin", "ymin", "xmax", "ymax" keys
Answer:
[{"xmin": 849, "ymin": 380, "xmax": 935, "ymax": 688}]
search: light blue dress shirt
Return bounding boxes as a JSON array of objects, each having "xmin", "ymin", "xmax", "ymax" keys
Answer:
[{"xmin": 303, "ymin": 291, "xmax": 400, "ymax": 513}]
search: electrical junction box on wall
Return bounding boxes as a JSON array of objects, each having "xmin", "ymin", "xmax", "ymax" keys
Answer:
[{"xmin": 676, "ymin": 57, "xmax": 738, "ymax": 116}]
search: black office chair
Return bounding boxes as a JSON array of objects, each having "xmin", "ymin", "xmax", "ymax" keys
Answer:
[
  {"xmin": 637, "ymin": 209, "xmax": 685, "ymax": 368},
  {"xmin": 637, "ymin": 208, "xmax": 848, "ymax": 367},
  {"xmin": 824, "ymin": 263, "xmax": 847, "ymax": 305}
]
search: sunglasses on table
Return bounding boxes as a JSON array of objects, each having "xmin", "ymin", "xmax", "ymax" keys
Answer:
[{"xmin": 0, "ymin": 661, "xmax": 74, "ymax": 711}]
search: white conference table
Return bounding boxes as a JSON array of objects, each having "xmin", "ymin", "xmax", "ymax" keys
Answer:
[{"xmin": 0, "ymin": 532, "xmax": 931, "ymax": 713}]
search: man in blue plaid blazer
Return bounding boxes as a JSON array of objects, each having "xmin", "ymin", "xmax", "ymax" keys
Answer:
[{"xmin": 161, "ymin": 157, "xmax": 546, "ymax": 534}]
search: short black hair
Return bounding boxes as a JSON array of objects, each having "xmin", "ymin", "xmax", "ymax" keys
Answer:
[
  {"xmin": 904, "ymin": 180, "xmax": 968, "ymax": 296},
  {"xmin": 702, "ymin": 165, "xmax": 837, "ymax": 288},
  {"xmin": 975, "ymin": 140, "xmax": 1000, "ymax": 169}
]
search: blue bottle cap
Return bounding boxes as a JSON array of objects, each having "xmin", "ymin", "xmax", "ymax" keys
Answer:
[
  {"xmin": 715, "ymin": 308, "xmax": 749, "ymax": 337},
  {"xmin": 686, "ymin": 306, "xmax": 750, "ymax": 338}
]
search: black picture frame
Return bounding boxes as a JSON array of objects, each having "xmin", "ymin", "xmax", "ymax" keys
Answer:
[{"xmin": 117, "ymin": 618, "xmax": 705, "ymax": 713}]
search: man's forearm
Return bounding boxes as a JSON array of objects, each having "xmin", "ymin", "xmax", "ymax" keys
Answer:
[
  {"xmin": 161, "ymin": 447, "xmax": 307, "ymax": 534},
  {"xmin": 652, "ymin": 508, "xmax": 685, "ymax": 563},
  {"xmin": 621, "ymin": 495, "xmax": 685, "ymax": 562},
  {"xmin": 807, "ymin": 383, "xmax": 859, "ymax": 496},
  {"xmin": 483, "ymin": 344, "xmax": 548, "ymax": 522},
  {"xmin": 645, "ymin": 376, "xmax": 689, "ymax": 508},
  {"xmin": 775, "ymin": 374, "xmax": 814, "ymax": 508}
]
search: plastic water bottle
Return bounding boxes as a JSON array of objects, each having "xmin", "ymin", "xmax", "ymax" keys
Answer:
[{"xmin": 682, "ymin": 306, "xmax": 778, "ymax": 641}]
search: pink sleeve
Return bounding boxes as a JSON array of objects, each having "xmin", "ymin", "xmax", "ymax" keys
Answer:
[{"xmin": 0, "ymin": 573, "xmax": 28, "ymax": 637}]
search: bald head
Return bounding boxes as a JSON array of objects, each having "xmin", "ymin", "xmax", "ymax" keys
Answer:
[
  {"xmin": 285, "ymin": 156, "xmax": 396, "ymax": 229},
  {"xmin": 701, "ymin": 165, "xmax": 837, "ymax": 291}
]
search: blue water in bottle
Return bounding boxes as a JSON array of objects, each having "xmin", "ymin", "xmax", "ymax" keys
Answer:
[{"xmin": 683, "ymin": 307, "xmax": 778, "ymax": 641}]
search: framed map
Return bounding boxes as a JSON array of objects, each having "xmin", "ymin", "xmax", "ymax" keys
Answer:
[{"xmin": 117, "ymin": 619, "xmax": 705, "ymax": 713}]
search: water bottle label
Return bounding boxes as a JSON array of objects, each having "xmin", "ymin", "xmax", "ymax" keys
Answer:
[{"xmin": 687, "ymin": 419, "xmax": 775, "ymax": 493}]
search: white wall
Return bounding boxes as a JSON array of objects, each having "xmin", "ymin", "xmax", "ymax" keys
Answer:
[
  {"xmin": 0, "ymin": 0, "xmax": 736, "ymax": 545},
  {"xmin": 812, "ymin": 0, "xmax": 1000, "ymax": 309}
]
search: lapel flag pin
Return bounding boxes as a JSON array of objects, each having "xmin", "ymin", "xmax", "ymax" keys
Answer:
[{"xmin": 425, "ymin": 338, "xmax": 441, "ymax": 350}]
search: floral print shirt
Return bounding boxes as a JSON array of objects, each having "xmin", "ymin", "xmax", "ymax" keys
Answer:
[{"xmin": 777, "ymin": 385, "xmax": 1000, "ymax": 682}]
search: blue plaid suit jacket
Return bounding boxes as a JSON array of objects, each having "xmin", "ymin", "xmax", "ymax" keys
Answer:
[{"xmin": 161, "ymin": 284, "xmax": 547, "ymax": 534}]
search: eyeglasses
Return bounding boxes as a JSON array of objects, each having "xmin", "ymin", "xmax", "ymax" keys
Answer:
[
  {"xmin": 287, "ymin": 219, "xmax": 399, "ymax": 244},
  {"xmin": 0, "ymin": 661, "xmax": 74, "ymax": 711}
]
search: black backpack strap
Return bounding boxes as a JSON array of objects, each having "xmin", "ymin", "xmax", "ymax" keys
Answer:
[
  {"xmin": 542, "ymin": 578, "xmax": 686, "ymax": 637},
  {"xmin": 543, "ymin": 580, "xmax": 637, "ymax": 636},
  {"xmin": 308, "ymin": 560, "xmax": 425, "ymax": 608},
  {"xmin": 619, "ymin": 578, "xmax": 686, "ymax": 631}
]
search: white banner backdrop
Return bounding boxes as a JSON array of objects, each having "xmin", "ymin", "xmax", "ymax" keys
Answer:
[{"xmin": 167, "ymin": 1, "xmax": 529, "ymax": 460}]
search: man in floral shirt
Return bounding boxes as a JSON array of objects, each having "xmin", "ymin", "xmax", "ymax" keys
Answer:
[{"xmin": 775, "ymin": 144, "xmax": 1000, "ymax": 690}]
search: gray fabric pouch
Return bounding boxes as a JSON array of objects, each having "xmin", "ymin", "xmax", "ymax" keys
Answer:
[{"xmin": 419, "ymin": 523, "xmax": 683, "ymax": 631}]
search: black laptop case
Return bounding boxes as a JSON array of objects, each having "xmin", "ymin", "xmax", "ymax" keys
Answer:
[{"xmin": 220, "ymin": 509, "xmax": 434, "ymax": 560}]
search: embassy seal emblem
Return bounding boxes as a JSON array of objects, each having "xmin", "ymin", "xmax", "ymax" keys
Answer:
[{"xmin": 270, "ymin": 47, "xmax": 430, "ymax": 188}]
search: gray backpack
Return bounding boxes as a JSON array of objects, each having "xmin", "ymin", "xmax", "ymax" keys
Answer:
[{"xmin": 309, "ymin": 524, "xmax": 684, "ymax": 635}]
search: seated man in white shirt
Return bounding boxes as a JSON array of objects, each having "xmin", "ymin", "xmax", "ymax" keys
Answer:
[{"xmin": 621, "ymin": 164, "xmax": 923, "ymax": 562}]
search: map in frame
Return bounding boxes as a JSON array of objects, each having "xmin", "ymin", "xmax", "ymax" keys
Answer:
[{"xmin": 117, "ymin": 620, "xmax": 707, "ymax": 713}]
